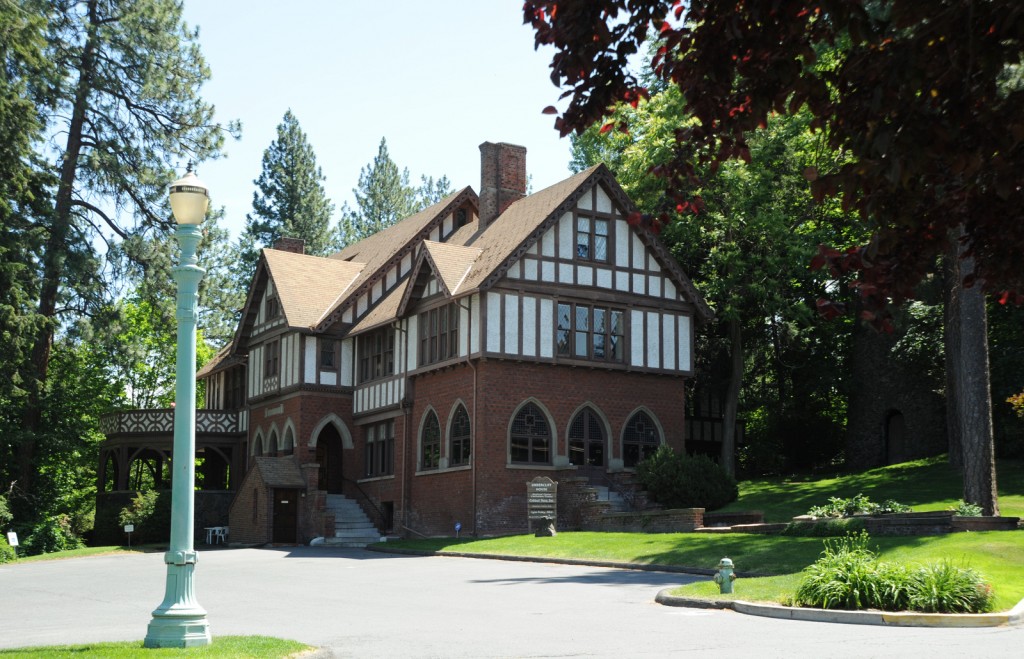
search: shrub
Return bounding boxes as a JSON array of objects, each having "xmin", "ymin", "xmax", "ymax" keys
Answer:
[
  {"xmin": 795, "ymin": 531, "xmax": 994, "ymax": 613},
  {"xmin": 806, "ymin": 493, "xmax": 911, "ymax": 518},
  {"xmin": 22, "ymin": 515, "xmax": 85, "ymax": 556},
  {"xmin": 118, "ymin": 490, "xmax": 171, "ymax": 544},
  {"xmin": 0, "ymin": 537, "xmax": 15, "ymax": 564},
  {"xmin": 635, "ymin": 446, "xmax": 738, "ymax": 510},
  {"xmin": 782, "ymin": 517, "xmax": 866, "ymax": 537},
  {"xmin": 908, "ymin": 561, "xmax": 994, "ymax": 613},
  {"xmin": 951, "ymin": 500, "xmax": 983, "ymax": 517},
  {"xmin": 0, "ymin": 494, "xmax": 11, "ymax": 529}
]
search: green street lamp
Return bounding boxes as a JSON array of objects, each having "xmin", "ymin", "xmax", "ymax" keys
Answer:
[{"xmin": 144, "ymin": 168, "xmax": 212, "ymax": 648}]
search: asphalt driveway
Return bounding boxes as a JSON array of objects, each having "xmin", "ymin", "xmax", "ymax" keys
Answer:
[{"xmin": 1, "ymin": 547, "xmax": 1021, "ymax": 657}]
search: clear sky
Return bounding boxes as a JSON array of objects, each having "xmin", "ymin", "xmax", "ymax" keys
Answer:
[{"xmin": 180, "ymin": 1, "xmax": 578, "ymax": 240}]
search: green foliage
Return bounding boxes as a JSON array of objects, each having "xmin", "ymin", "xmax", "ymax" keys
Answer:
[
  {"xmin": 337, "ymin": 137, "xmax": 452, "ymax": 247},
  {"xmin": 0, "ymin": 493, "xmax": 11, "ymax": 528},
  {"xmin": 951, "ymin": 500, "xmax": 983, "ymax": 517},
  {"xmin": 117, "ymin": 490, "xmax": 170, "ymax": 544},
  {"xmin": 0, "ymin": 536, "xmax": 15, "ymax": 564},
  {"xmin": 795, "ymin": 532, "xmax": 993, "ymax": 613},
  {"xmin": 781, "ymin": 517, "xmax": 866, "ymax": 537},
  {"xmin": 240, "ymin": 109, "xmax": 336, "ymax": 283},
  {"xmin": 22, "ymin": 514, "xmax": 84, "ymax": 556},
  {"xmin": 907, "ymin": 561, "xmax": 994, "ymax": 614},
  {"xmin": 806, "ymin": 493, "xmax": 912, "ymax": 518},
  {"xmin": 635, "ymin": 445, "xmax": 738, "ymax": 510}
]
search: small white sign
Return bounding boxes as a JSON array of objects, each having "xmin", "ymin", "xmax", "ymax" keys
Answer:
[
  {"xmin": 6, "ymin": 532, "xmax": 18, "ymax": 547},
  {"xmin": 124, "ymin": 524, "xmax": 134, "ymax": 533}
]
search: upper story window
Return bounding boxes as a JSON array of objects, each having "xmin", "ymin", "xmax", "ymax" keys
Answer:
[
  {"xmin": 449, "ymin": 404, "xmax": 471, "ymax": 467},
  {"xmin": 358, "ymin": 328, "xmax": 394, "ymax": 383},
  {"xmin": 576, "ymin": 215, "xmax": 609, "ymax": 262},
  {"xmin": 265, "ymin": 295, "xmax": 281, "ymax": 320},
  {"xmin": 455, "ymin": 208, "xmax": 468, "ymax": 229},
  {"xmin": 264, "ymin": 340, "xmax": 280, "ymax": 377},
  {"xmin": 557, "ymin": 303, "xmax": 625, "ymax": 362},
  {"xmin": 510, "ymin": 402, "xmax": 551, "ymax": 465},
  {"xmin": 320, "ymin": 338, "xmax": 336, "ymax": 371},
  {"xmin": 420, "ymin": 410, "xmax": 441, "ymax": 471},
  {"xmin": 419, "ymin": 303, "xmax": 459, "ymax": 366}
]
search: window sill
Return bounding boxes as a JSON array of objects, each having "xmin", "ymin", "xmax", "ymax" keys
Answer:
[
  {"xmin": 356, "ymin": 474, "xmax": 395, "ymax": 484},
  {"xmin": 505, "ymin": 463, "xmax": 563, "ymax": 471},
  {"xmin": 415, "ymin": 464, "xmax": 471, "ymax": 476}
]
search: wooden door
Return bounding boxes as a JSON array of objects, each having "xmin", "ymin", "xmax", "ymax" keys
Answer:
[{"xmin": 272, "ymin": 488, "xmax": 298, "ymax": 543}]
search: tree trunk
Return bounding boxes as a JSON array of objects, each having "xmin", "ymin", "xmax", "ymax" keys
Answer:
[
  {"xmin": 943, "ymin": 241, "xmax": 963, "ymax": 470},
  {"xmin": 18, "ymin": 0, "xmax": 99, "ymax": 494},
  {"xmin": 720, "ymin": 317, "xmax": 742, "ymax": 478},
  {"xmin": 945, "ymin": 229, "xmax": 999, "ymax": 515}
]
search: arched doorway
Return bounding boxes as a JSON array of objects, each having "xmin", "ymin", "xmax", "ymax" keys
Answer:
[{"xmin": 316, "ymin": 424, "xmax": 345, "ymax": 493}]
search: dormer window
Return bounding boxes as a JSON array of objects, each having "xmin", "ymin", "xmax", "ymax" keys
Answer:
[
  {"xmin": 575, "ymin": 216, "xmax": 609, "ymax": 262},
  {"xmin": 455, "ymin": 208, "xmax": 468, "ymax": 228}
]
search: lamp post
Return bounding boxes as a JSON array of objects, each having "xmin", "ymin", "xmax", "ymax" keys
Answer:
[{"xmin": 144, "ymin": 168, "xmax": 211, "ymax": 648}]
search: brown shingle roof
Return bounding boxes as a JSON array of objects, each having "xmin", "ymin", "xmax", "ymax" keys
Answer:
[
  {"xmin": 317, "ymin": 187, "xmax": 476, "ymax": 329},
  {"xmin": 459, "ymin": 165, "xmax": 602, "ymax": 291},
  {"xmin": 421, "ymin": 241, "xmax": 483, "ymax": 296},
  {"xmin": 263, "ymin": 249, "xmax": 364, "ymax": 328},
  {"xmin": 252, "ymin": 457, "xmax": 306, "ymax": 488},
  {"xmin": 349, "ymin": 278, "xmax": 410, "ymax": 334}
]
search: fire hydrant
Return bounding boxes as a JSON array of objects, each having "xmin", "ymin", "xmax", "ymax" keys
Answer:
[{"xmin": 713, "ymin": 557, "xmax": 737, "ymax": 594}]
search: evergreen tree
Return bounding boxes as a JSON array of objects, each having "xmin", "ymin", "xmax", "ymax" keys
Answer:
[
  {"xmin": 240, "ymin": 109, "xmax": 335, "ymax": 279},
  {"xmin": 337, "ymin": 138, "xmax": 452, "ymax": 247},
  {"xmin": 13, "ymin": 0, "xmax": 232, "ymax": 519}
]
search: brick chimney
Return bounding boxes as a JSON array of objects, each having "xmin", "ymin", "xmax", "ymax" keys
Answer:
[
  {"xmin": 479, "ymin": 142, "xmax": 527, "ymax": 226},
  {"xmin": 272, "ymin": 237, "xmax": 305, "ymax": 254}
]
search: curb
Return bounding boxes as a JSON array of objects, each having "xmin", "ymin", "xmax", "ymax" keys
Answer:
[
  {"xmin": 655, "ymin": 589, "xmax": 1024, "ymax": 628},
  {"xmin": 367, "ymin": 545, "xmax": 1022, "ymax": 628}
]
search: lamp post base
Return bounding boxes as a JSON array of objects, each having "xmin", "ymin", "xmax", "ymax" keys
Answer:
[{"xmin": 143, "ymin": 553, "xmax": 211, "ymax": 648}]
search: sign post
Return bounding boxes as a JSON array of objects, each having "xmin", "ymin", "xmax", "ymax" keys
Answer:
[{"xmin": 527, "ymin": 477, "xmax": 557, "ymax": 537}]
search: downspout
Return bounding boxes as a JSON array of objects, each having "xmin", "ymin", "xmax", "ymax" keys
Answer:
[
  {"xmin": 393, "ymin": 320, "xmax": 411, "ymax": 534},
  {"xmin": 455, "ymin": 297, "xmax": 478, "ymax": 536}
]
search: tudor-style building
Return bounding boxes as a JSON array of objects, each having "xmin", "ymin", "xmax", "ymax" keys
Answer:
[{"xmin": 101, "ymin": 142, "xmax": 712, "ymax": 544}]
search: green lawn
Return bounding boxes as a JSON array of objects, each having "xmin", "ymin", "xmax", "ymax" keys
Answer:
[
  {"xmin": 716, "ymin": 456, "xmax": 1024, "ymax": 522},
  {"xmin": 12, "ymin": 545, "xmax": 162, "ymax": 564},
  {"xmin": 386, "ymin": 457, "xmax": 1024, "ymax": 612},
  {"xmin": 0, "ymin": 636, "xmax": 310, "ymax": 658}
]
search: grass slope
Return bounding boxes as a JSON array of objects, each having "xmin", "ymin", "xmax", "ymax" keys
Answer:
[
  {"xmin": 717, "ymin": 456, "xmax": 1024, "ymax": 522},
  {"xmin": 0, "ymin": 636, "xmax": 311, "ymax": 658}
]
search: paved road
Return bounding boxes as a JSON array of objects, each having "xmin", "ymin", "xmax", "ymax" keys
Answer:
[{"xmin": 1, "ymin": 547, "xmax": 1021, "ymax": 657}]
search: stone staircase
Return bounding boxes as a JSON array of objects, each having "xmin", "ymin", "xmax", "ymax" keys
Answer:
[
  {"xmin": 592, "ymin": 485, "xmax": 632, "ymax": 513},
  {"xmin": 324, "ymin": 494, "xmax": 381, "ymax": 547}
]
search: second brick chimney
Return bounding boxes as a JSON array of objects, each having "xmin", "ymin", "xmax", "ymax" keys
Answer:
[
  {"xmin": 479, "ymin": 142, "xmax": 527, "ymax": 227},
  {"xmin": 272, "ymin": 237, "xmax": 306, "ymax": 254}
]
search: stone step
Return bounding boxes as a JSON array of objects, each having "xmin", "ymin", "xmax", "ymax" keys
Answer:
[{"xmin": 323, "ymin": 494, "xmax": 380, "ymax": 547}]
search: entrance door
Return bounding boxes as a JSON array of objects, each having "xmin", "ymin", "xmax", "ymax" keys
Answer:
[
  {"xmin": 568, "ymin": 408, "xmax": 606, "ymax": 481},
  {"xmin": 316, "ymin": 425, "xmax": 345, "ymax": 493},
  {"xmin": 272, "ymin": 488, "xmax": 298, "ymax": 543}
]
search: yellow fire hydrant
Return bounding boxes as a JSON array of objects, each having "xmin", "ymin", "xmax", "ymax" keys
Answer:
[{"xmin": 713, "ymin": 557, "xmax": 737, "ymax": 594}]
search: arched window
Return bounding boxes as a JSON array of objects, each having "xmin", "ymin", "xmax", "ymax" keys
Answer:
[
  {"xmin": 449, "ymin": 405, "xmax": 471, "ymax": 467},
  {"xmin": 510, "ymin": 402, "xmax": 551, "ymax": 465},
  {"xmin": 268, "ymin": 430, "xmax": 279, "ymax": 457},
  {"xmin": 568, "ymin": 407, "xmax": 605, "ymax": 468},
  {"xmin": 623, "ymin": 410, "xmax": 661, "ymax": 467},
  {"xmin": 253, "ymin": 434, "xmax": 264, "ymax": 457},
  {"xmin": 421, "ymin": 410, "xmax": 441, "ymax": 470},
  {"xmin": 282, "ymin": 428, "xmax": 295, "ymax": 456}
]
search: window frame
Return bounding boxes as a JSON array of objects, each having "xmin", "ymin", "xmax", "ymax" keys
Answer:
[
  {"xmin": 556, "ymin": 302, "xmax": 625, "ymax": 363},
  {"xmin": 568, "ymin": 407, "xmax": 606, "ymax": 468},
  {"xmin": 264, "ymin": 340, "xmax": 280, "ymax": 378},
  {"xmin": 509, "ymin": 402, "xmax": 552, "ymax": 465},
  {"xmin": 449, "ymin": 404, "xmax": 471, "ymax": 467},
  {"xmin": 574, "ymin": 214, "xmax": 610, "ymax": 263},
  {"xmin": 623, "ymin": 410, "xmax": 662, "ymax": 468},
  {"xmin": 420, "ymin": 410, "xmax": 441, "ymax": 471},
  {"xmin": 419, "ymin": 303, "xmax": 460, "ymax": 367},
  {"xmin": 319, "ymin": 338, "xmax": 337, "ymax": 371},
  {"xmin": 364, "ymin": 419, "xmax": 395, "ymax": 478},
  {"xmin": 358, "ymin": 328, "xmax": 395, "ymax": 384}
]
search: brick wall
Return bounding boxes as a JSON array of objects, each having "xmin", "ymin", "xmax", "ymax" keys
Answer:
[{"xmin": 228, "ymin": 468, "xmax": 272, "ymax": 545}]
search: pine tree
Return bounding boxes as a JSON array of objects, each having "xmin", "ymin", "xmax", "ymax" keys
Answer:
[
  {"xmin": 240, "ymin": 109, "xmax": 335, "ymax": 278},
  {"xmin": 15, "ymin": 0, "xmax": 231, "ymax": 512},
  {"xmin": 337, "ymin": 137, "xmax": 452, "ymax": 247}
]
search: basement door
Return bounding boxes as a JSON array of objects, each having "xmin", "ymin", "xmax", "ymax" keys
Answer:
[{"xmin": 272, "ymin": 488, "xmax": 298, "ymax": 544}]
